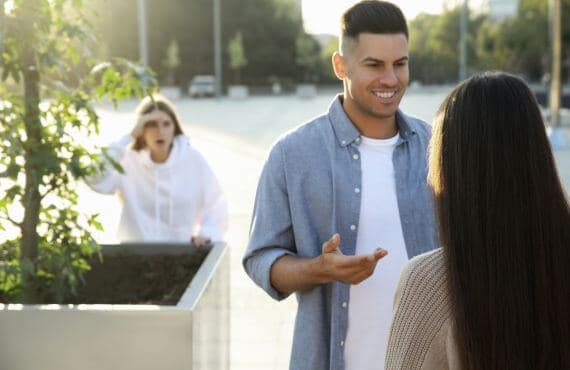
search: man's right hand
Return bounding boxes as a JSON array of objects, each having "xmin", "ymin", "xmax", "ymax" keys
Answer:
[
  {"xmin": 318, "ymin": 233, "xmax": 387, "ymax": 285},
  {"xmin": 269, "ymin": 233, "xmax": 388, "ymax": 295}
]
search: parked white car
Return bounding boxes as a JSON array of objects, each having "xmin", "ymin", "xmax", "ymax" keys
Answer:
[{"xmin": 188, "ymin": 75, "xmax": 216, "ymax": 98}]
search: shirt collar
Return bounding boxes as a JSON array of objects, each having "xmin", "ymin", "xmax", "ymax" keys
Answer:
[{"xmin": 328, "ymin": 94, "xmax": 416, "ymax": 147}]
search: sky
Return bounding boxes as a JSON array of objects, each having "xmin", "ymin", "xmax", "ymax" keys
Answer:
[{"xmin": 302, "ymin": 0, "xmax": 476, "ymax": 35}]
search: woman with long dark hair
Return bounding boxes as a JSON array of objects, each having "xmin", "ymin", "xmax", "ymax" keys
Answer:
[{"xmin": 385, "ymin": 72, "xmax": 570, "ymax": 370}]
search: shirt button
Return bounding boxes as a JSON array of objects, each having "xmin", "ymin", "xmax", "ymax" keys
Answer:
[
  {"xmin": 341, "ymin": 140, "xmax": 346, "ymax": 145},
  {"xmin": 355, "ymin": 137, "xmax": 361, "ymax": 143},
  {"xmin": 354, "ymin": 187, "xmax": 360, "ymax": 194},
  {"xmin": 353, "ymin": 154, "xmax": 359, "ymax": 160},
  {"xmin": 340, "ymin": 340, "xmax": 345, "ymax": 347},
  {"xmin": 350, "ymin": 224, "xmax": 356, "ymax": 231},
  {"xmin": 342, "ymin": 301, "xmax": 347, "ymax": 308}
]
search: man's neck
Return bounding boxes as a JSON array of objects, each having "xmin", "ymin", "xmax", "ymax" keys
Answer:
[{"xmin": 341, "ymin": 96, "xmax": 398, "ymax": 139}]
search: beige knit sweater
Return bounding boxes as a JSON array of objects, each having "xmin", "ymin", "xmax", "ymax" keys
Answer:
[{"xmin": 385, "ymin": 248, "xmax": 461, "ymax": 370}]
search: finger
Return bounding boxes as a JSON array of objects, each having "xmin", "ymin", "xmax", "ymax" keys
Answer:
[
  {"xmin": 372, "ymin": 248, "xmax": 388, "ymax": 261},
  {"xmin": 335, "ymin": 254, "xmax": 376, "ymax": 269},
  {"xmin": 322, "ymin": 233, "xmax": 340, "ymax": 254}
]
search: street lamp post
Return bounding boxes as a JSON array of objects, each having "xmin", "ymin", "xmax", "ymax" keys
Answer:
[
  {"xmin": 137, "ymin": 0, "xmax": 149, "ymax": 67},
  {"xmin": 0, "ymin": 0, "xmax": 5, "ymax": 63},
  {"xmin": 548, "ymin": 0, "xmax": 566, "ymax": 149},
  {"xmin": 213, "ymin": 0, "xmax": 222, "ymax": 98},
  {"xmin": 459, "ymin": 0, "xmax": 468, "ymax": 81}
]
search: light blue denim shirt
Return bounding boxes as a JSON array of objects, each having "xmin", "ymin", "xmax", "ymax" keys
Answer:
[{"xmin": 243, "ymin": 95, "xmax": 437, "ymax": 370}]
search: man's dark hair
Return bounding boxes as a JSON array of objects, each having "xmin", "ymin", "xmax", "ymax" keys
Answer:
[{"xmin": 341, "ymin": 1, "xmax": 408, "ymax": 40}]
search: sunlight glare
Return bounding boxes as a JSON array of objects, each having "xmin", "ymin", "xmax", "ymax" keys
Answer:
[{"xmin": 302, "ymin": 0, "xmax": 446, "ymax": 35}]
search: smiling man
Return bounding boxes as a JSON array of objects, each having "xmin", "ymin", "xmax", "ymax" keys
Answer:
[{"xmin": 243, "ymin": 2, "xmax": 437, "ymax": 370}]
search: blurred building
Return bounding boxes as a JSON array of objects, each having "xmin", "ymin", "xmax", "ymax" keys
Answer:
[{"xmin": 488, "ymin": 0, "xmax": 519, "ymax": 21}]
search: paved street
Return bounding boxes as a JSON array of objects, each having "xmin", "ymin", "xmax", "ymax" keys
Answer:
[{"xmin": 82, "ymin": 88, "xmax": 570, "ymax": 370}]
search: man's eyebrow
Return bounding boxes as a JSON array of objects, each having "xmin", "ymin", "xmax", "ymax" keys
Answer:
[{"xmin": 359, "ymin": 56, "xmax": 409, "ymax": 64}]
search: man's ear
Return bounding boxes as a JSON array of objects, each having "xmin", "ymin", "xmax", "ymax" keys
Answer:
[{"xmin": 332, "ymin": 52, "xmax": 346, "ymax": 80}]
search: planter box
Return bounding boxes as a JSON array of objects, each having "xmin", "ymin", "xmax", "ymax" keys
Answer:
[
  {"xmin": 228, "ymin": 85, "xmax": 249, "ymax": 99},
  {"xmin": 0, "ymin": 242, "xmax": 229, "ymax": 370},
  {"xmin": 296, "ymin": 83, "xmax": 317, "ymax": 98}
]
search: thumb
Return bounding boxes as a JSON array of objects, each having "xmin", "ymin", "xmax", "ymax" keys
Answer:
[{"xmin": 322, "ymin": 233, "xmax": 340, "ymax": 254}]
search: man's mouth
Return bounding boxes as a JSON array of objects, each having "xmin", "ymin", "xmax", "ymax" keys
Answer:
[
  {"xmin": 373, "ymin": 90, "xmax": 397, "ymax": 99},
  {"xmin": 156, "ymin": 139, "xmax": 165, "ymax": 145}
]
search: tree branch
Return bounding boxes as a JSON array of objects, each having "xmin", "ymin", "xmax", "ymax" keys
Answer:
[{"xmin": 0, "ymin": 214, "xmax": 22, "ymax": 228}]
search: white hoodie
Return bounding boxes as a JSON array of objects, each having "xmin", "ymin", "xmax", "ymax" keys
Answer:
[{"xmin": 88, "ymin": 134, "xmax": 228, "ymax": 243}]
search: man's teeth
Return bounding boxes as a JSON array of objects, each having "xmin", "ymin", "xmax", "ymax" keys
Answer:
[{"xmin": 374, "ymin": 91, "xmax": 396, "ymax": 98}]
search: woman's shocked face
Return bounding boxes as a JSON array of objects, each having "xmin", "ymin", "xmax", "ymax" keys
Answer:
[{"xmin": 141, "ymin": 110, "xmax": 176, "ymax": 163}]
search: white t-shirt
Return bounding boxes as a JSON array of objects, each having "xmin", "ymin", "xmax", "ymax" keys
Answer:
[{"xmin": 344, "ymin": 134, "xmax": 410, "ymax": 369}]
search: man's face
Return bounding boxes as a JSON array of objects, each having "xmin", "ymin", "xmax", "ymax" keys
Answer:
[{"xmin": 334, "ymin": 33, "xmax": 409, "ymax": 122}]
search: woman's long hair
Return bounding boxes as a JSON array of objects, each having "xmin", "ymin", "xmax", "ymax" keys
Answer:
[
  {"xmin": 132, "ymin": 94, "xmax": 184, "ymax": 151},
  {"xmin": 429, "ymin": 72, "xmax": 570, "ymax": 370}
]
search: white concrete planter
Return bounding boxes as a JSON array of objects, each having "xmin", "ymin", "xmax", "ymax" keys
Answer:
[
  {"xmin": 159, "ymin": 86, "xmax": 182, "ymax": 100},
  {"xmin": 296, "ymin": 83, "xmax": 317, "ymax": 98},
  {"xmin": 0, "ymin": 242, "xmax": 229, "ymax": 370},
  {"xmin": 228, "ymin": 85, "xmax": 249, "ymax": 99}
]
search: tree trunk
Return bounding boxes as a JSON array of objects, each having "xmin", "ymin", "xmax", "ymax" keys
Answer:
[{"xmin": 20, "ymin": 62, "xmax": 42, "ymax": 303}]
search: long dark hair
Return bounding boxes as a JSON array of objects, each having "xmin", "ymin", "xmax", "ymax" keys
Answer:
[
  {"xmin": 429, "ymin": 72, "xmax": 570, "ymax": 370},
  {"xmin": 132, "ymin": 94, "xmax": 184, "ymax": 151}
]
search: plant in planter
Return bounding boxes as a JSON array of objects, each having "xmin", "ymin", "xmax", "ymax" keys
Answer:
[
  {"xmin": 0, "ymin": 3, "xmax": 230, "ymax": 369},
  {"xmin": 160, "ymin": 39, "xmax": 182, "ymax": 100},
  {"xmin": 0, "ymin": 0, "xmax": 154, "ymax": 304},
  {"xmin": 227, "ymin": 31, "xmax": 249, "ymax": 99}
]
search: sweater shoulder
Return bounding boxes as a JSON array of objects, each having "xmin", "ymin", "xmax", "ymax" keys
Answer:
[{"xmin": 386, "ymin": 249, "xmax": 452, "ymax": 369}]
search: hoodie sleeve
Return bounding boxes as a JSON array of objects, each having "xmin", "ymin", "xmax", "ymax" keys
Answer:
[
  {"xmin": 85, "ymin": 134, "xmax": 133, "ymax": 194},
  {"xmin": 196, "ymin": 155, "xmax": 229, "ymax": 242}
]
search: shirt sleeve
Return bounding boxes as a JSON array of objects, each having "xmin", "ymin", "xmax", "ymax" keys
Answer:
[
  {"xmin": 242, "ymin": 141, "xmax": 296, "ymax": 301},
  {"xmin": 196, "ymin": 156, "xmax": 229, "ymax": 242},
  {"xmin": 85, "ymin": 134, "xmax": 132, "ymax": 194}
]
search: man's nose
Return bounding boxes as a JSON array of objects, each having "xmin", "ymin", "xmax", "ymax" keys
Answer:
[{"xmin": 377, "ymin": 66, "xmax": 398, "ymax": 86}]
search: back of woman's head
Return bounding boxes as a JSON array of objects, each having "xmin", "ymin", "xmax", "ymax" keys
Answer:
[
  {"xmin": 429, "ymin": 72, "xmax": 570, "ymax": 370},
  {"xmin": 133, "ymin": 94, "xmax": 184, "ymax": 150}
]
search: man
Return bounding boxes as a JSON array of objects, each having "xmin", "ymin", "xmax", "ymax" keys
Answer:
[{"xmin": 243, "ymin": 2, "xmax": 437, "ymax": 369}]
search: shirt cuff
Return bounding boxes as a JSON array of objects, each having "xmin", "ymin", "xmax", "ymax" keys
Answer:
[{"xmin": 244, "ymin": 247, "xmax": 295, "ymax": 301}]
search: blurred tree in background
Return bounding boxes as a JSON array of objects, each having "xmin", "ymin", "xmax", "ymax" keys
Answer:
[
  {"xmin": 0, "ymin": 0, "xmax": 153, "ymax": 303},
  {"xmin": 89, "ymin": 0, "xmax": 570, "ymax": 87},
  {"xmin": 92, "ymin": 0, "xmax": 306, "ymax": 89},
  {"xmin": 409, "ymin": 0, "xmax": 570, "ymax": 84},
  {"xmin": 295, "ymin": 32, "xmax": 321, "ymax": 83}
]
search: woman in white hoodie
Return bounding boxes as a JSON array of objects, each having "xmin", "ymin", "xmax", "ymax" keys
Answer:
[{"xmin": 88, "ymin": 95, "xmax": 228, "ymax": 245}]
